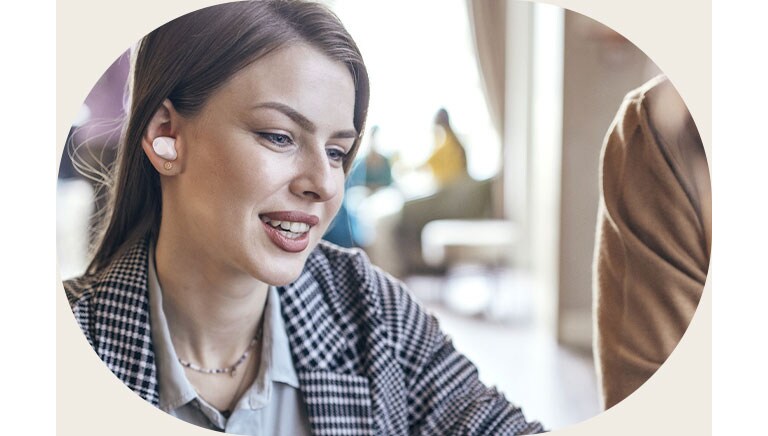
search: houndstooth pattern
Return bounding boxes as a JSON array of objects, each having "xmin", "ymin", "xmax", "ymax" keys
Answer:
[
  {"xmin": 64, "ymin": 240, "xmax": 159, "ymax": 406},
  {"xmin": 65, "ymin": 237, "xmax": 545, "ymax": 435}
]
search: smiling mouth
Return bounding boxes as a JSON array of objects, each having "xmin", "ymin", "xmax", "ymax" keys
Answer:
[
  {"xmin": 259, "ymin": 211, "xmax": 320, "ymax": 253},
  {"xmin": 260, "ymin": 217, "xmax": 311, "ymax": 239}
]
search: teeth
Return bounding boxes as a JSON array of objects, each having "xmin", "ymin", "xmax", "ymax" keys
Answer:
[
  {"xmin": 264, "ymin": 219, "xmax": 310, "ymax": 234},
  {"xmin": 282, "ymin": 231, "xmax": 301, "ymax": 239}
]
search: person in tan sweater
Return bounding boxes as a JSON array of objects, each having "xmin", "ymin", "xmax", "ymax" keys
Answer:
[{"xmin": 593, "ymin": 75, "xmax": 711, "ymax": 410}]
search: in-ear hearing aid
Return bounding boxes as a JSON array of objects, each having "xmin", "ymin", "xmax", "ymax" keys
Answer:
[{"xmin": 152, "ymin": 136, "xmax": 177, "ymax": 160}]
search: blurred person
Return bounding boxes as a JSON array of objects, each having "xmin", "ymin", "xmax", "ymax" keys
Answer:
[
  {"xmin": 593, "ymin": 75, "xmax": 711, "ymax": 409},
  {"xmin": 323, "ymin": 126, "xmax": 393, "ymax": 247},
  {"xmin": 320, "ymin": 196, "xmax": 357, "ymax": 247},
  {"xmin": 394, "ymin": 108, "xmax": 493, "ymax": 275},
  {"xmin": 63, "ymin": 1, "xmax": 544, "ymax": 434},
  {"xmin": 425, "ymin": 108, "xmax": 469, "ymax": 186},
  {"xmin": 322, "ymin": 158, "xmax": 365, "ymax": 248},
  {"xmin": 362, "ymin": 125, "xmax": 394, "ymax": 190}
]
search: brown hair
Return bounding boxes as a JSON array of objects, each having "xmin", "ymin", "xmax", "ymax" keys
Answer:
[{"xmin": 86, "ymin": 0, "xmax": 370, "ymax": 273}]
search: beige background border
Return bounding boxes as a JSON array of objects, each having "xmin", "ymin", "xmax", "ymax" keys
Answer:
[{"xmin": 56, "ymin": 0, "xmax": 711, "ymax": 434}]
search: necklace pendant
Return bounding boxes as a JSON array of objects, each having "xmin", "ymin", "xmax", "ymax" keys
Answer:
[{"xmin": 230, "ymin": 369, "xmax": 236, "ymax": 377}]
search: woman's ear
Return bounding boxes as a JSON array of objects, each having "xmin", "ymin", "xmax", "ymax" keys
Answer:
[{"xmin": 141, "ymin": 99, "xmax": 184, "ymax": 175}]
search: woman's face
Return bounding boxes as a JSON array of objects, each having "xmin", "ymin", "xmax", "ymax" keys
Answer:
[{"xmin": 167, "ymin": 44, "xmax": 356, "ymax": 285}]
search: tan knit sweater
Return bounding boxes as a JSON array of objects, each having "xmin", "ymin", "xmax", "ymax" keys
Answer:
[{"xmin": 593, "ymin": 75, "xmax": 711, "ymax": 410}]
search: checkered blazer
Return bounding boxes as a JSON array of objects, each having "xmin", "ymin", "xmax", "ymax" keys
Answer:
[{"xmin": 65, "ymin": 237, "xmax": 544, "ymax": 435}]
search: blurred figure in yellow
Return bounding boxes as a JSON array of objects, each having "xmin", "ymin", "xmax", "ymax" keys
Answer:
[{"xmin": 426, "ymin": 108, "xmax": 468, "ymax": 186}]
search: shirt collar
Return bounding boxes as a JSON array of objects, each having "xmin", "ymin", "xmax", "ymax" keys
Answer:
[
  {"xmin": 147, "ymin": 246, "xmax": 300, "ymax": 414},
  {"xmin": 265, "ymin": 285, "xmax": 300, "ymax": 388}
]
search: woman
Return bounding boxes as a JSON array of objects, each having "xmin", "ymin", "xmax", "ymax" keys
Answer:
[{"xmin": 64, "ymin": 1, "xmax": 544, "ymax": 434}]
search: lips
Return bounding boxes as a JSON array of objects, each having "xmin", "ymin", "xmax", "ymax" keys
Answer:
[{"xmin": 259, "ymin": 211, "xmax": 320, "ymax": 253}]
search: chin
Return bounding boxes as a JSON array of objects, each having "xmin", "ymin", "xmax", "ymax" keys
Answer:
[
  {"xmin": 248, "ymin": 234, "xmax": 322, "ymax": 285},
  {"xmin": 251, "ymin": 257, "xmax": 308, "ymax": 287},
  {"xmin": 267, "ymin": 272, "xmax": 304, "ymax": 287}
]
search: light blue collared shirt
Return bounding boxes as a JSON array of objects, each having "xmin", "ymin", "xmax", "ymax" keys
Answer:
[{"xmin": 147, "ymin": 250, "xmax": 311, "ymax": 435}]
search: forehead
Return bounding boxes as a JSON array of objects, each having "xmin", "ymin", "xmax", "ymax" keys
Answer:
[{"xmin": 208, "ymin": 43, "xmax": 356, "ymax": 129}]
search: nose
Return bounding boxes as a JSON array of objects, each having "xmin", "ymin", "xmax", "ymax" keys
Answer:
[{"xmin": 290, "ymin": 146, "xmax": 340, "ymax": 202}]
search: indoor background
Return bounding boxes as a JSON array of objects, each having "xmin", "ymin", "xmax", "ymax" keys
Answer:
[{"xmin": 57, "ymin": 0, "xmax": 663, "ymax": 430}]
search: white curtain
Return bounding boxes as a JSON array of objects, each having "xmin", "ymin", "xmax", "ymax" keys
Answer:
[
  {"xmin": 466, "ymin": 0, "xmax": 507, "ymax": 139},
  {"xmin": 466, "ymin": 0, "xmax": 507, "ymax": 217}
]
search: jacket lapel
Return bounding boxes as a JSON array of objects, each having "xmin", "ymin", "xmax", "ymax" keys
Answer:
[
  {"xmin": 90, "ymin": 238, "xmax": 160, "ymax": 406},
  {"xmin": 296, "ymin": 370, "xmax": 375, "ymax": 436},
  {"xmin": 88, "ymin": 239, "xmax": 380, "ymax": 433},
  {"xmin": 278, "ymin": 249, "xmax": 375, "ymax": 435}
]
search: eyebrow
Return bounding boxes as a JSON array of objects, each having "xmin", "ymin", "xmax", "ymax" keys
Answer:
[{"xmin": 252, "ymin": 102, "xmax": 358, "ymax": 139}]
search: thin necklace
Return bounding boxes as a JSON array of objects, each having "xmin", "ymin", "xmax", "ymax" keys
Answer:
[
  {"xmin": 223, "ymin": 350, "xmax": 254, "ymax": 418},
  {"xmin": 178, "ymin": 322, "xmax": 264, "ymax": 377}
]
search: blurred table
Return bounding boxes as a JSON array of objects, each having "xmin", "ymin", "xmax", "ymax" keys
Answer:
[
  {"xmin": 421, "ymin": 219, "xmax": 521, "ymax": 320},
  {"xmin": 421, "ymin": 219, "xmax": 520, "ymax": 268}
]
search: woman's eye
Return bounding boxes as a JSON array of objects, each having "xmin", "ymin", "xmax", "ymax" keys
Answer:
[
  {"xmin": 258, "ymin": 132, "xmax": 294, "ymax": 147},
  {"xmin": 326, "ymin": 148, "xmax": 348, "ymax": 163}
]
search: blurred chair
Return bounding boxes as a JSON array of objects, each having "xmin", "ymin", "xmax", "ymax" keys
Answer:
[
  {"xmin": 421, "ymin": 219, "xmax": 519, "ymax": 269},
  {"xmin": 394, "ymin": 176, "xmax": 495, "ymax": 276}
]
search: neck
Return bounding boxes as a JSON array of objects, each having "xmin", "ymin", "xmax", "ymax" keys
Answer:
[{"xmin": 153, "ymin": 230, "xmax": 269, "ymax": 369}]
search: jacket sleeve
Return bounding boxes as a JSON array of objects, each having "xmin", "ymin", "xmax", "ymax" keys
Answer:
[
  {"xmin": 593, "ymin": 77, "xmax": 710, "ymax": 409},
  {"xmin": 372, "ymin": 265, "xmax": 545, "ymax": 435}
]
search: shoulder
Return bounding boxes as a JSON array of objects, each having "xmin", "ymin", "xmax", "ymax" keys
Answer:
[
  {"xmin": 613, "ymin": 75, "xmax": 692, "ymax": 143},
  {"xmin": 616, "ymin": 74, "xmax": 670, "ymax": 110},
  {"xmin": 310, "ymin": 240, "xmax": 442, "ymax": 359},
  {"xmin": 606, "ymin": 74, "xmax": 705, "ymax": 184},
  {"xmin": 609, "ymin": 74, "xmax": 668, "ymax": 128},
  {"xmin": 63, "ymin": 272, "xmax": 102, "ymax": 346},
  {"xmin": 305, "ymin": 241, "xmax": 386, "ymax": 315},
  {"xmin": 603, "ymin": 75, "xmax": 685, "ymax": 162},
  {"xmin": 310, "ymin": 240, "xmax": 372, "ymax": 279},
  {"xmin": 307, "ymin": 241, "xmax": 414, "ymax": 315},
  {"xmin": 62, "ymin": 238, "xmax": 152, "ymax": 342},
  {"xmin": 304, "ymin": 242, "xmax": 431, "ymax": 345},
  {"xmin": 65, "ymin": 238, "xmax": 150, "ymax": 305},
  {"xmin": 63, "ymin": 272, "xmax": 99, "ymax": 306}
]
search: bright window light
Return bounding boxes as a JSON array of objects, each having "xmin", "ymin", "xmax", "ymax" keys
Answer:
[{"xmin": 328, "ymin": 0, "xmax": 501, "ymax": 188}]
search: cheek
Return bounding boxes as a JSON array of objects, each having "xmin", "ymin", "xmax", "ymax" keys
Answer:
[
  {"xmin": 329, "ymin": 194, "xmax": 344, "ymax": 217},
  {"xmin": 207, "ymin": 150, "xmax": 274, "ymax": 204}
]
